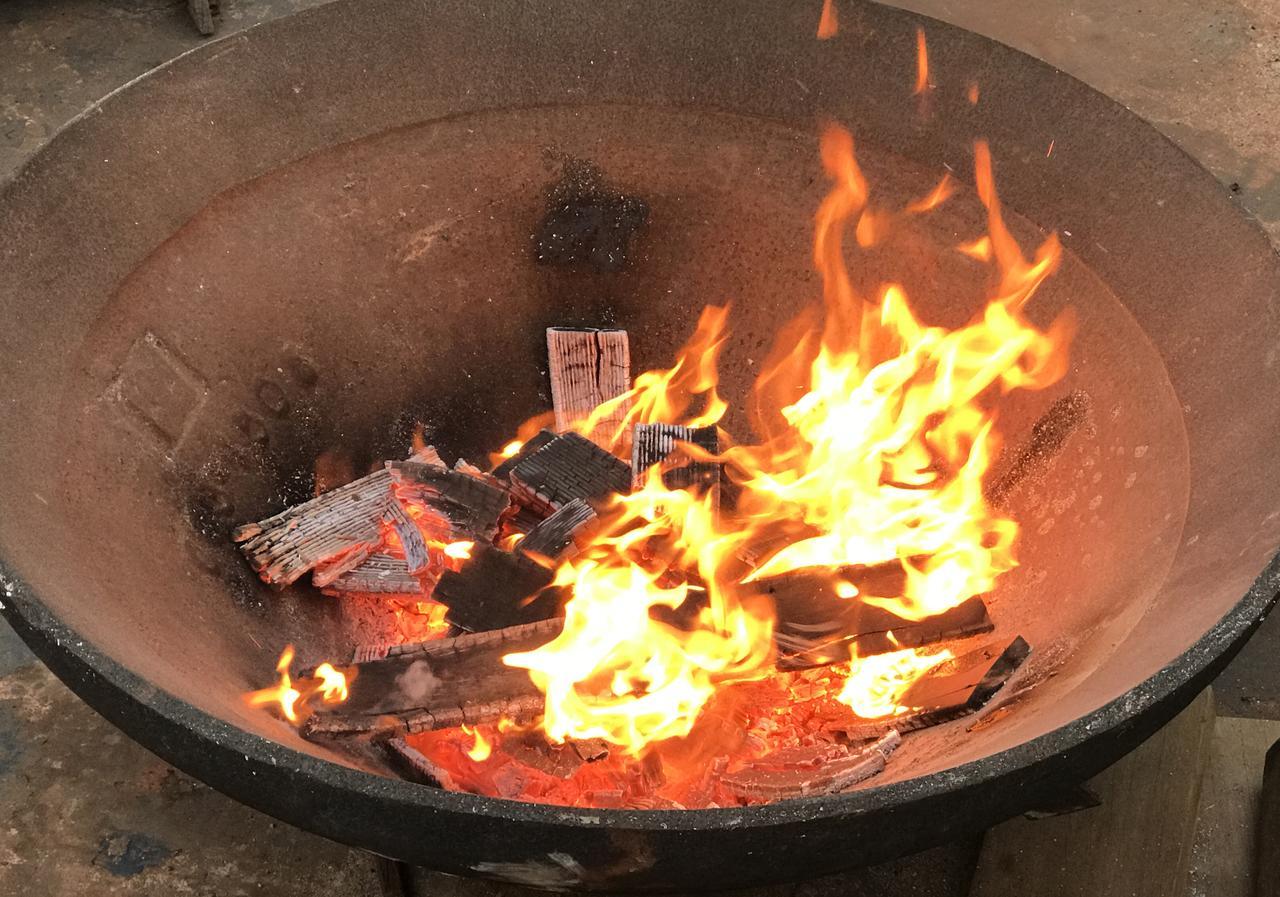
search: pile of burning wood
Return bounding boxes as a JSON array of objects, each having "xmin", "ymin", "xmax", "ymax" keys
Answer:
[{"xmin": 236, "ymin": 326, "xmax": 1035, "ymax": 809}]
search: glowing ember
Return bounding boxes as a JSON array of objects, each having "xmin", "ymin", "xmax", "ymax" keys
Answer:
[
  {"xmin": 245, "ymin": 646, "xmax": 352, "ymax": 725},
  {"xmin": 442, "ymin": 540, "xmax": 475, "ymax": 560}
]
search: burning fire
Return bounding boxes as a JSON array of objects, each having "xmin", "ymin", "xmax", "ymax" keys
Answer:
[
  {"xmin": 506, "ymin": 123, "xmax": 1070, "ymax": 755},
  {"xmin": 462, "ymin": 724, "xmax": 494, "ymax": 762},
  {"xmin": 245, "ymin": 646, "xmax": 353, "ymax": 724},
  {"xmin": 817, "ymin": 0, "xmax": 838, "ymax": 39}
]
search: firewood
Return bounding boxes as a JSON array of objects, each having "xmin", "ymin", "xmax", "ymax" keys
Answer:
[
  {"xmin": 382, "ymin": 495, "xmax": 430, "ymax": 574},
  {"xmin": 630, "ymin": 423, "xmax": 719, "ymax": 492},
  {"xmin": 389, "ymin": 461, "xmax": 511, "ymax": 541},
  {"xmin": 718, "ymin": 730, "xmax": 901, "ymax": 801},
  {"xmin": 518, "ymin": 498, "xmax": 598, "ymax": 561},
  {"xmin": 546, "ymin": 328, "xmax": 631, "ymax": 446},
  {"xmin": 432, "ymin": 543, "xmax": 561, "ymax": 632},
  {"xmin": 302, "ymin": 620, "xmax": 558, "ymax": 740},
  {"xmin": 758, "ymin": 565, "xmax": 994, "ymax": 667},
  {"xmin": 383, "ymin": 737, "xmax": 456, "ymax": 789},
  {"xmin": 831, "ymin": 636, "xmax": 1032, "ymax": 741},
  {"xmin": 508, "ymin": 431, "xmax": 632, "ymax": 514},
  {"xmin": 492, "ymin": 429, "xmax": 557, "ymax": 479},
  {"xmin": 310, "ymin": 541, "xmax": 379, "ymax": 588},
  {"xmin": 321, "ymin": 553, "xmax": 426, "ymax": 596},
  {"xmin": 572, "ymin": 738, "xmax": 611, "ymax": 763},
  {"xmin": 232, "ymin": 469, "xmax": 393, "ymax": 586},
  {"xmin": 348, "ymin": 618, "xmax": 564, "ymax": 665}
]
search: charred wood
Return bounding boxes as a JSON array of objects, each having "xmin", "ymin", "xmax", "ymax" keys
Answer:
[
  {"xmin": 509, "ymin": 431, "xmax": 632, "ymax": 514},
  {"xmin": 302, "ymin": 620, "xmax": 558, "ymax": 740},
  {"xmin": 758, "ymin": 566, "xmax": 994, "ymax": 667},
  {"xmin": 390, "ymin": 461, "xmax": 511, "ymax": 541},
  {"xmin": 832, "ymin": 636, "xmax": 1032, "ymax": 741},
  {"xmin": 491, "ymin": 429, "xmax": 557, "ymax": 479},
  {"xmin": 432, "ymin": 543, "xmax": 561, "ymax": 632},
  {"xmin": 718, "ymin": 730, "xmax": 901, "ymax": 801},
  {"xmin": 630, "ymin": 423, "xmax": 720, "ymax": 493},
  {"xmin": 322, "ymin": 553, "xmax": 426, "ymax": 596},
  {"xmin": 383, "ymin": 737, "xmax": 456, "ymax": 789},
  {"xmin": 518, "ymin": 498, "xmax": 598, "ymax": 561},
  {"xmin": 232, "ymin": 469, "xmax": 393, "ymax": 586},
  {"xmin": 546, "ymin": 328, "xmax": 631, "ymax": 446}
]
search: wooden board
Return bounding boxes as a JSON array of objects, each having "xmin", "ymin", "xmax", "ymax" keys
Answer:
[
  {"xmin": 1188, "ymin": 715, "xmax": 1280, "ymax": 897},
  {"xmin": 969, "ymin": 687, "xmax": 1215, "ymax": 897}
]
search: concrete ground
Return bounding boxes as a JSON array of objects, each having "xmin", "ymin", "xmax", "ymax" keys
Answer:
[{"xmin": 0, "ymin": 0, "xmax": 1277, "ymax": 894}]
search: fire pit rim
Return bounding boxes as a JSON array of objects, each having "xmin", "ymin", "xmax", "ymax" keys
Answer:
[{"xmin": 3, "ymin": 548, "xmax": 1276, "ymax": 830}]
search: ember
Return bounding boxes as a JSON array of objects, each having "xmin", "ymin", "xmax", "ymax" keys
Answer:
[{"xmin": 240, "ymin": 79, "xmax": 1069, "ymax": 806}]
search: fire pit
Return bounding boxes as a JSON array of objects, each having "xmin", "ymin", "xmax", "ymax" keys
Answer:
[{"xmin": 0, "ymin": 0, "xmax": 1278, "ymax": 890}]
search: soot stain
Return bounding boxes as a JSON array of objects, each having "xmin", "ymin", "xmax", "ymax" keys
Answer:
[{"xmin": 533, "ymin": 158, "xmax": 649, "ymax": 273}]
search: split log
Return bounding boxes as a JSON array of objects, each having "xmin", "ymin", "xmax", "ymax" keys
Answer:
[
  {"xmin": 546, "ymin": 328, "xmax": 631, "ymax": 446},
  {"xmin": 322, "ymin": 553, "xmax": 426, "ymax": 596},
  {"xmin": 718, "ymin": 730, "xmax": 901, "ymax": 801},
  {"xmin": 987, "ymin": 390, "xmax": 1093, "ymax": 507},
  {"xmin": 310, "ymin": 541, "xmax": 379, "ymax": 588},
  {"xmin": 630, "ymin": 423, "xmax": 719, "ymax": 492},
  {"xmin": 302, "ymin": 620, "xmax": 559, "ymax": 740},
  {"xmin": 508, "ymin": 431, "xmax": 632, "ymax": 514},
  {"xmin": 390, "ymin": 461, "xmax": 511, "ymax": 541},
  {"xmin": 432, "ymin": 543, "xmax": 561, "ymax": 632},
  {"xmin": 758, "ymin": 565, "xmax": 994, "ymax": 667},
  {"xmin": 383, "ymin": 737, "xmax": 456, "ymax": 789},
  {"xmin": 383, "ymin": 496, "xmax": 430, "ymax": 573},
  {"xmin": 832, "ymin": 636, "xmax": 1032, "ymax": 741},
  {"xmin": 518, "ymin": 498, "xmax": 598, "ymax": 561},
  {"xmin": 232, "ymin": 469, "xmax": 393, "ymax": 586}
]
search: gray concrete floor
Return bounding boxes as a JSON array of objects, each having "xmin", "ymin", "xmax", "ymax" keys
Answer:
[{"xmin": 0, "ymin": 0, "xmax": 1277, "ymax": 893}]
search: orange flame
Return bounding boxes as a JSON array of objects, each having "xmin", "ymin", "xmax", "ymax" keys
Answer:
[
  {"xmin": 967, "ymin": 82, "xmax": 980, "ymax": 105},
  {"xmin": 914, "ymin": 28, "xmax": 930, "ymax": 95},
  {"xmin": 245, "ymin": 646, "xmax": 353, "ymax": 725},
  {"xmin": 817, "ymin": 0, "xmax": 838, "ymax": 39},
  {"xmin": 442, "ymin": 540, "xmax": 474, "ymax": 560},
  {"xmin": 506, "ymin": 122, "xmax": 1070, "ymax": 756}
]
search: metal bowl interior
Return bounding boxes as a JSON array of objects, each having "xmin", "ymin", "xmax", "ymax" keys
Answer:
[{"xmin": 0, "ymin": 0, "xmax": 1277, "ymax": 890}]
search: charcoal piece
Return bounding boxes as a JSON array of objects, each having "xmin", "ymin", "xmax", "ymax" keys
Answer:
[
  {"xmin": 311, "ymin": 541, "xmax": 379, "ymax": 588},
  {"xmin": 232, "ymin": 469, "xmax": 393, "ymax": 586},
  {"xmin": 384, "ymin": 738, "xmax": 455, "ymax": 789},
  {"xmin": 718, "ymin": 731, "xmax": 901, "ymax": 801},
  {"xmin": 406, "ymin": 444, "xmax": 446, "ymax": 467},
  {"xmin": 492, "ymin": 429, "xmax": 557, "ymax": 479},
  {"xmin": 433, "ymin": 543, "xmax": 560, "ymax": 632},
  {"xmin": 509, "ymin": 431, "xmax": 631, "ymax": 513},
  {"xmin": 323, "ymin": 553, "xmax": 425, "ymax": 595},
  {"xmin": 758, "ymin": 566, "xmax": 994, "ymax": 667},
  {"xmin": 519, "ymin": 498, "xmax": 598, "ymax": 561},
  {"xmin": 390, "ymin": 461, "xmax": 511, "ymax": 541},
  {"xmin": 835, "ymin": 636, "xmax": 1032, "ymax": 740},
  {"xmin": 302, "ymin": 620, "xmax": 559, "ymax": 740},
  {"xmin": 987, "ymin": 391, "xmax": 1093, "ymax": 507},
  {"xmin": 547, "ymin": 328, "xmax": 632, "ymax": 446},
  {"xmin": 383, "ymin": 498, "xmax": 429, "ymax": 573},
  {"xmin": 630, "ymin": 423, "xmax": 719, "ymax": 492},
  {"xmin": 572, "ymin": 738, "xmax": 612, "ymax": 763}
]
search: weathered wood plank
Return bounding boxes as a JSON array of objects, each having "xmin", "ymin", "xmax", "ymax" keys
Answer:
[{"xmin": 968, "ymin": 687, "xmax": 1215, "ymax": 897}]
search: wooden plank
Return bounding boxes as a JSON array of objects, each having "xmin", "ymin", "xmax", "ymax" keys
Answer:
[
  {"xmin": 547, "ymin": 328, "xmax": 631, "ymax": 446},
  {"xmin": 968, "ymin": 687, "xmax": 1215, "ymax": 897},
  {"xmin": 1189, "ymin": 715, "xmax": 1280, "ymax": 897},
  {"xmin": 509, "ymin": 431, "xmax": 632, "ymax": 513}
]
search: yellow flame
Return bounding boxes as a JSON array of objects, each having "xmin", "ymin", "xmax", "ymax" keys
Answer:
[
  {"xmin": 244, "ymin": 646, "xmax": 353, "ymax": 726},
  {"xmin": 837, "ymin": 646, "xmax": 953, "ymax": 718},
  {"xmin": 443, "ymin": 540, "xmax": 474, "ymax": 560},
  {"xmin": 462, "ymin": 724, "xmax": 493, "ymax": 761},
  {"xmin": 914, "ymin": 28, "xmax": 930, "ymax": 95},
  {"xmin": 504, "ymin": 122, "xmax": 1070, "ymax": 757}
]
